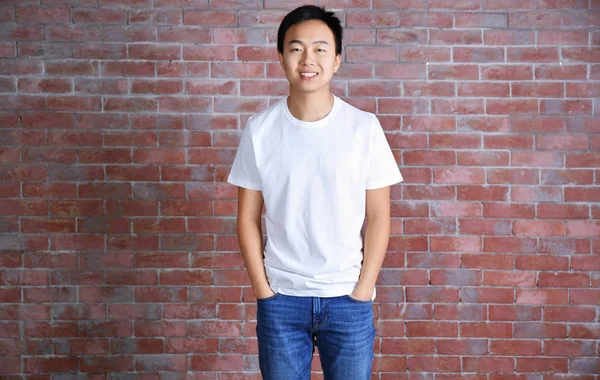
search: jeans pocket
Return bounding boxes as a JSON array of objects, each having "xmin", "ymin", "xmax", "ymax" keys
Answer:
[
  {"xmin": 256, "ymin": 292, "xmax": 280, "ymax": 302},
  {"xmin": 344, "ymin": 294, "xmax": 372, "ymax": 304}
]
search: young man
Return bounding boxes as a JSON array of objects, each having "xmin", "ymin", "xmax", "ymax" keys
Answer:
[{"xmin": 227, "ymin": 5, "xmax": 403, "ymax": 380}]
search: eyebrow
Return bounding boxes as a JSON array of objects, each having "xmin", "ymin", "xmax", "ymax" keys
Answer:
[{"xmin": 288, "ymin": 40, "xmax": 330, "ymax": 45}]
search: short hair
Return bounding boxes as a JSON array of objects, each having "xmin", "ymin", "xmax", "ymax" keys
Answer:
[{"xmin": 277, "ymin": 5, "xmax": 343, "ymax": 56}]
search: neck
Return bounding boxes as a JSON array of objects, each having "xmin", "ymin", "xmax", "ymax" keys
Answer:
[{"xmin": 287, "ymin": 88, "xmax": 334, "ymax": 122}]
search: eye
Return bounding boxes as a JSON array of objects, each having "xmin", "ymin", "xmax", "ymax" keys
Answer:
[
  {"xmin": 316, "ymin": 48, "xmax": 326, "ymax": 52},
  {"xmin": 290, "ymin": 47, "xmax": 302, "ymax": 52}
]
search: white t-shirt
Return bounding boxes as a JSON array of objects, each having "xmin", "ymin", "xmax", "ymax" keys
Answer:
[{"xmin": 227, "ymin": 95, "xmax": 403, "ymax": 301}]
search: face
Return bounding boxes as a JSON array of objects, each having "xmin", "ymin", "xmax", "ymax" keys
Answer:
[{"xmin": 279, "ymin": 19, "xmax": 341, "ymax": 95}]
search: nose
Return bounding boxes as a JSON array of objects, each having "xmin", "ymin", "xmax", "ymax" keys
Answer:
[{"xmin": 300, "ymin": 50, "xmax": 316, "ymax": 66}]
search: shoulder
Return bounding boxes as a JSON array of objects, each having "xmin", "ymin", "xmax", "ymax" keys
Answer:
[
  {"xmin": 337, "ymin": 97, "xmax": 378, "ymax": 125},
  {"xmin": 245, "ymin": 98, "xmax": 286, "ymax": 136},
  {"xmin": 336, "ymin": 97, "xmax": 380, "ymax": 133}
]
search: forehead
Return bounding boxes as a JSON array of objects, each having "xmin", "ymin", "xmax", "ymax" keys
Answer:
[{"xmin": 284, "ymin": 19, "xmax": 335, "ymax": 43}]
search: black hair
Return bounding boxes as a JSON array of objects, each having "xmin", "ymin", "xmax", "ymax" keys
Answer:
[{"xmin": 277, "ymin": 5, "xmax": 343, "ymax": 56}]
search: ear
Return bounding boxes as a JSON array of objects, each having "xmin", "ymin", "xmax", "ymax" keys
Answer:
[
  {"xmin": 333, "ymin": 53, "xmax": 341, "ymax": 74},
  {"xmin": 278, "ymin": 51, "xmax": 284, "ymax": 69}
]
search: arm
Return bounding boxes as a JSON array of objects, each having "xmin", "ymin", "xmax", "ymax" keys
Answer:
[
  {"xmin": 351, "ymin": 185, "xmax": 392, "ymax": 301},
  {"xmin": 236, "ymin": 187, "xmax": 275, "ymax": 300}
]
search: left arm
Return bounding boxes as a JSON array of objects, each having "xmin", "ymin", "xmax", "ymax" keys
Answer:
[{"xmin": 351, "ymin": 185, "xmax": 392, "ymax": 301}]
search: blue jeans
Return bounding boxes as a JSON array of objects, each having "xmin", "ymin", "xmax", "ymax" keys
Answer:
[{"xmin": 256, "ymin": 293, "xmax": 376, "ymax": 380}]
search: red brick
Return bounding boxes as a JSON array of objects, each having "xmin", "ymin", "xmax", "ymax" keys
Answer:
[
  {"xmin": 407, "ymin": 356, "xmax": 461, "ymax": 372},
  {"xmin": 484, "ymin": 270, "xmax": 536, "ymax": 287},
  {"xmin": 404, "ymin": 218, "xmax": 456, "ymax": 235},
  {"xmin": 538, "ymin": 30, "xmax": 589, "ymax": 45},
  {"xmin": 516, "ymin": 358, "xmax": 568, "ymax": 373},
  {"xmin": 133, "ymin": 321, "xmax": 186, "ymax": 339},
  {"xmin": 509, "ymin": 11, "xmax": 561, "ymax": 28},
  {"xmin": 0, "ymin": 24, "xmax": 44, "ymax": 41},
  {"xmin": 490, "ymin": 339, "xmax": 541, "ymax": 356},
  {"xmin": 103, "ymin": 26, "xmax": 156, "ymax": 42},
  {"xmin": 431, "ymin": 236, "xmax": 482, "ymax": 252},
  {"xmin": 106, "ymin": 165, "xmax": 159, "ymax": 181},
  {"xmin": 154, "ymin": 0, "xmax": 207, "ymax": 6},
  {"xmin": 571, "ymin": 256, "xmax": 600, "ymax": 271},
  {"xmin": 407, "ymin": 252, "xmax": 460, "ymax": 268},
  {"xmin": 101, "ymin": 61, "xmax": 155, "ymax": 77},
  {"xmin": 516, "ymin": 289, "xmax": 569, "ymax": 305},
  {"xmin": 566, "ymin": 221, "xmax": 600, "ymax": 237},
  {"xmin": 79, "ymin": 356, "xmax": 135, "ymax": 372},
  {"xmin": 0, "ymin": 95, "xmax": 46, "ymax": 110},
  {"xmin": 346, "ymin": 46, "xmax": 398, "ymax": 63},
  {"xmin": 133, "ymin": 148, "xmax": 185, "ymax": 164},
  {"xmin": 464, "ymin": 357, "xmax": 515, "ymax": 373},
  {"xmin": 431, "ymin": 30, "xmax": 482, "ymax": 45},
  {"xmin": 103, "ymin": 131, "xmax": 155, "ymax": 147},
  {"xmin": 76, "ymin": 114, "xmax": 127, "ymax": 131},
  {"xmin": 545, "ymin": 340, "xmax": 596, "ymax": 357},
  {"xmin": 511, "ymin": 186, "xmax": 562, "ymax": 202},
  {"xmin": 483, "ymin": 65, "xmax": 535, "ymax": 80},
  {"xmin": 132, "ymin": 217, "xmax": 185, "ymax": 234},
  {"xmin": 544, "ymin": 305, "xmax": 595, "ymax": 323},
  {"xmin": 77, "ymin": 183, "xmax": 131, "ymax": 201},
  {"xmin": 516, "ymin": 255, "xmax": 569, "ymax": 271},
  {"xmin": 489, "ymin": 305, "xmax": 541, "ymax": 321},
  {"xmin": 0, "ymin": 42, "xmax": 15, "ymax": 57},
  {"xmin": 406, "ymin": 321, "xmax": 458, "ymax": 337},
  {"xmin": 458, "ymin": 152, "xmax": 509, "ymax": 167},
  {"xmin": 18, "ymin": 78, "xmax": 70, "ymax": 94},
  {"xmin": 455, "ymin": 12, "xmax": 507, "ymax": 27},
  {"xmin": 563, "ymin": 12, "xmax": 600, "ymax": 28},
  {"xmin": 158, "ymin": 27, "xmax": 211, "ymax": 43},
  {"xmin": 129, "ymin": 44, "xmax": 180, "ymax": 60},
  {"xmin": 354, "ymin": 31, "xmax": 401, "ymax": 48},
  {"xmin": 566, "ymin": 188, "xmax": 600, "ymax": 202},
  {"xmin": 47, "ymin": 25, "xmax": 101, "ymax": 41},
  {"xmin": 21, "ymin": 218, "xmax": 75, "ymax": 233},
  {"xmin": 16, "ymin": 6, "xmax": 71, "ymax": 22},
  {"xmin": 403, "ymin": 150, "xmax": 453, "ymax": 167},
  {"xmin": 75, "ymin": 321, "xmax": 131, "ymax": 338},
  {"xmin": 24, "ymin": 357, "xmax": 78, "ymax": 373},
  {"xmin": 400, "ymin": 46, "xmax": 451, "ymax": 62},
  {"xmin": 104, "ymin": 97, "xmax": 157, "ymax": 112},
  {"xmin": 78, "ymin": 148, "xmax": 131, "ymax": 163},
  {"xmin": 485, "ymin": 30, "xmax": 534, "ymax": 45},
  {"xmin": 403, "ymin": 185, "xmax": 455, "ymax": 201},
  {"xmin": 73, "ymin": 8, "xmax": 126, "ymax": 24},
  {"xmin": 458, "ymin": 116, "xmax": 510, "ymax": 132},
  {"xmin": 130, "ymin": 9, "xmax": 182, "ymax": 24},
  {"xmin": 159, "ymin": 96, "xmax": 211, "ymax": 113},
  {"xmin": 515, "ymin": 322, "xmax": 567, "ymax": 338},
  {"xmin": 536, "ymin": 64, "xmax": 587, "ymax": 80},
  {"xmin": 432, "ymin": 99, "xmax": 484, "ymax": 114},
  {"xmin": 538, "ymin": 204, "xmax": 589, "ymax": 220},
  {"xmin": 131, "ymin": 184, "xmax": 185, "ymax": 201},
  {"xmin": 164, "ymin": 337, "xmax": 219, "ymax": 354},
  {"xmin": 569, "ymin": 324, "xmax": 600, "ymax": 339},
  {"xmin": 513, "ymin": 220, "xmax": 565, "ymax": 236},
  {"xmin": 542, "ymin": 99, "xmax": 592, "ymax": 115},
  {"xmin": 539, "ymin": 237, "xmax": 590, "ymax": 254}
]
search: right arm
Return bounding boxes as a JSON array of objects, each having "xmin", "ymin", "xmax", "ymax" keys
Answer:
[{"xmin": 236, "ymin": 186, "xmax": 275, "ymax": 300}]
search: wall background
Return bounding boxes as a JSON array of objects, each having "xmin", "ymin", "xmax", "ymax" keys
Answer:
[{"xmin": 1, "ymin": 0, "xmax": 599, "ymax": 378}]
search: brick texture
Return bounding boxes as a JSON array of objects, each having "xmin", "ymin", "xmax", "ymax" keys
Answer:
[{"xmin": 0, "ymin": 0, "xmax": 599, "ymax": 378}]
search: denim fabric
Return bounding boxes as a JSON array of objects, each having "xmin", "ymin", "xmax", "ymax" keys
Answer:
[{"xmin": 256, "ymin": 293, "xmax": 376, "ymax": 380}]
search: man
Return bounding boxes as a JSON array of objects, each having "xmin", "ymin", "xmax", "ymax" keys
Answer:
[{"xmin": 227, "ymin": 5, "xmax": 403, "ymax": 380}]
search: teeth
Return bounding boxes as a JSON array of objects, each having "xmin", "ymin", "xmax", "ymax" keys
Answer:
[{"xmin": 300, "ymin": 73, "xmax": 317, "ymax": 77}]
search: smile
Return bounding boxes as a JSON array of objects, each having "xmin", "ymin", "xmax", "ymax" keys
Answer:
[{"xmin": 300, "ymin": 72, "xmax": 318, "ymax": 77}]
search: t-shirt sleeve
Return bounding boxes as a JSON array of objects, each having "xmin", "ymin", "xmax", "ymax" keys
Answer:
[
  {"xmin": 227, "ymin": 120, "xmax": 262, "ymax": 191},
  {"xmin": 365, "ymin": 115, "xmax": 403, "ymax": 190}
]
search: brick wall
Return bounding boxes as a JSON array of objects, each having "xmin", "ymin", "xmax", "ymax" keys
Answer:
[{"xmin": 1, "ymin": 0, "xmax": 599, "ymax": 378}]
